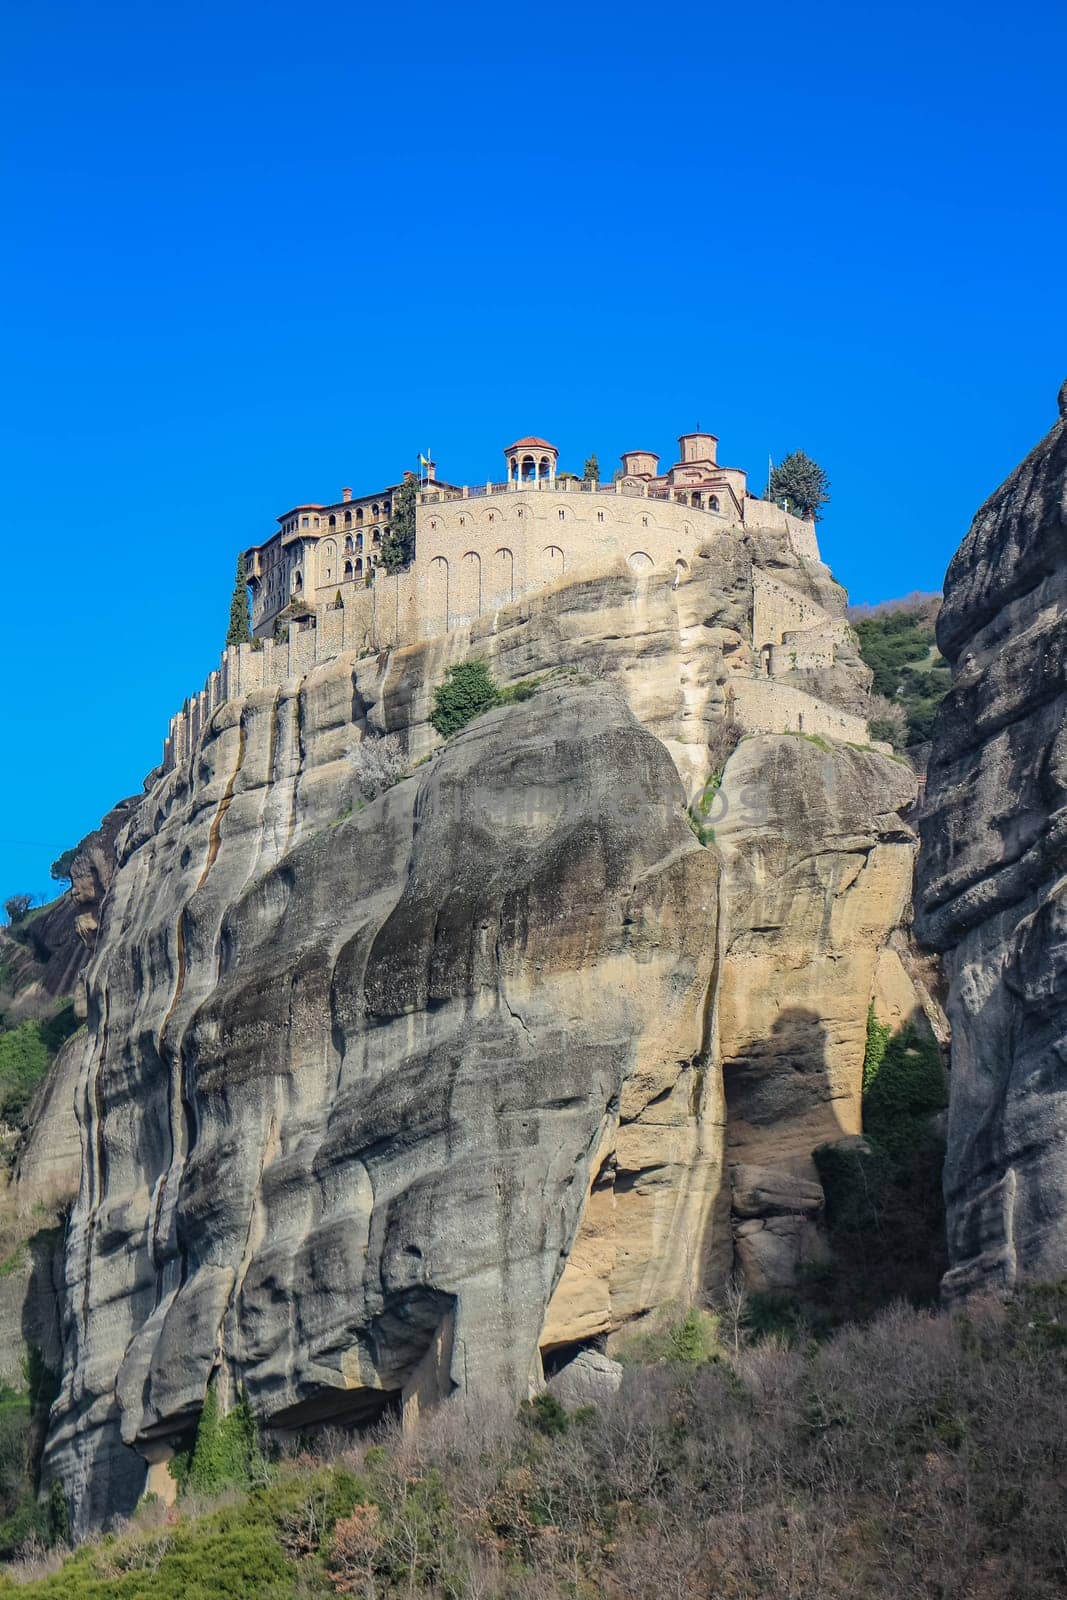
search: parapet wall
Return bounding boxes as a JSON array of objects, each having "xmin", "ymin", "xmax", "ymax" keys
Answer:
[
  {"xmin": 730, "ymin": 678, "xmax": 873, "ymax": 745},
  {"xmin": 165, "ymin": 509, "xmax": 867, "ymax": 772}
]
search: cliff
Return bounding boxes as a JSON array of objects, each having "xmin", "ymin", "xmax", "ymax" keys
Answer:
[
  {"xmin": 39, "ymin": 540, "xmax": 926, "ymax": 1532},
  {"xmin": 916, "ymin": 382, "xmax": 1067, "ymax": 1298}
]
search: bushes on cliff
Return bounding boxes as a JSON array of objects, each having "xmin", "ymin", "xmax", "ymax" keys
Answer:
[
  {"xmin": 430, "ymin": 661, "xmax": 500, "ymax": 735},
  {"xmin": 430, "ymin": 662, "xmax": 543, "ymax": 737},
  {"xmin": 170, "ymin": 1388, "xmax": 266, "ymax": 1498},
  {"xmin": 808, "ymin": 1010, "xmax": 948, "ymax": 1321}
]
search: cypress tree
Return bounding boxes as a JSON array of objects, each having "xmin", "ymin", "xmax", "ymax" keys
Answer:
[{"xmin": 226, "ymin": 553, "xmax": 252, "ymax": 646}]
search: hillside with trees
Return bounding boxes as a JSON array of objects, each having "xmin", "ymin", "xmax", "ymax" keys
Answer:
[{"xmin": 849, "ymin": 593, "xmax": 949, "ymax": 751}]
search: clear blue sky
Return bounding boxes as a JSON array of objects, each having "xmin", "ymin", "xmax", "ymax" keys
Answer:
[{"xmin": 1, "ymin": 0, "xmax": 1065, "ymax": 904}]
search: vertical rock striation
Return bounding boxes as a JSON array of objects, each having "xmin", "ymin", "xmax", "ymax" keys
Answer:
[
  {"xmin": 916, "ymin": 383, "xmax": 1067, "ymax": 1298},
  {"xmin": 41, "ymin": 538, "xmax": 922, "ymax": 1533}
]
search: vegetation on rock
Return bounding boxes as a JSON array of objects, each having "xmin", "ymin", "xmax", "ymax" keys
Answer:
[
  {"xmin": 430, "ymin": 662, "xmax": 542, "ymax": 737},
  {"xmin": 170, "ymin": 1388, "xmax": 267, "ymax": 1498},
  {"xmin": 47, "ymin": 855, "xmax": 76, "ymax": 888}
]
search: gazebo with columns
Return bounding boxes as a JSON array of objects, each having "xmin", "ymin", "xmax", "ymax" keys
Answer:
[{"xmin": 504, "ymin": 436, "xmax": 558, "ymax": 485}]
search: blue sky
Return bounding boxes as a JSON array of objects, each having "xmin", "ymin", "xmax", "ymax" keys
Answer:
[{"xmin": 1, "ymin": 0, "xmax": 1065, "ymax": 904}]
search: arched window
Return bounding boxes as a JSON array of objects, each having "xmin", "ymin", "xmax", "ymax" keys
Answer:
[
  {"xmin": 355, "ymin": 558, "xmax": 363, "ymax": 573},
  {"xmin": 328, "ymin": 514, "xmax": 336, "ymax": 527},
  {"xmin": 344, "ymin": 560, "xmax": 353, "ymax": 578},
  {"xmin": 344, "ymin": 535, "xmax": 353, "ymax": 552},
  {"xmin": 294, "ymin": 570, "xmax": 303, "ymax": 593},
  {"xmin": 344, "ymin": 510, "xmax": 352, "ymax": 526},
  {"xmin": 522, "ymin": 454, "xmax": 536, "ymax": 482},
  {"xmin": 539, "ymin": 455, "xmax": 551, "ymax": 478},
  {"xmin": 372, "ymin": 530, "xmax": 381, "ymax": 546},
  {"xmin": 372, "ymin": 503, "xmax": 380, "ymax": 518},
  {"xmin": 709, "ymin": 495, "xmax": 720, "ymax": 513},
  {"xmin": 597, "ymin": 510, "xmax": 604, "ymax": 522},
  {"xmin": 356, "ymin": 507, "xmax": 364, "ymax": 524},
  {"xmin": 356, "ymin": 533, "xmax": 363, "ymax": 551},
  {"xmin": 558, "ymin": 507, "xmax": 566, "ymax": 520}
]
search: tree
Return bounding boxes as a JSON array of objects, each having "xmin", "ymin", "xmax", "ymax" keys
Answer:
[
  {"xmin": 766, "ymin": 451, "xmax": 831, "ymax": 521},
  {"xmin": 381, "ymin": 477, "xmax": 418, "ymax": 571},
  {"xmin": 583, "ymin": 454, "xmax": 600, "ymax": 482},
  {"xmin": 226, "ymin": 554, "xmax": 252, "ymax": 647},
  {"xmin": 50, "ymin": 848, "xmax": 77, "ymax": 884},
  {"xmin": 3, "ymin": 895, "xmax": 33, "ymax": 925}
]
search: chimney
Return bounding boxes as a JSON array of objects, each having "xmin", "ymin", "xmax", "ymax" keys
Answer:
[
  {"xmin": 424, "ymin": 459, "xmax": 437, "ymax": 482},
  {"xmin": 342, "ymin": 486, "xmax": 352, "ymax": 502}
]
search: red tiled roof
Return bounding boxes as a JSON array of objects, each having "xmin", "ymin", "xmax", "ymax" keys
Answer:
[{"xmin": 504, "ymin": 436, "xmax": 558, "ymax": 452}]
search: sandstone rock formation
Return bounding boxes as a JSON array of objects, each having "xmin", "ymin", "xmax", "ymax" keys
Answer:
[
  {"xmin": 916, "ymin": 383, "xmax": 1067, "ymax": 1299},
  {"xmin": 41, "ymin": 540, "xmax": 924, "ymax": 1532}
]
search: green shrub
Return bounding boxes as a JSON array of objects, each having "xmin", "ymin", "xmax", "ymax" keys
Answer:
[
  {"xmin": 430, "ymin": 660, "xmax": 501, "ymax": 736},
  {"xmin": 668, "ymin": 1308, "xmax": 721, "ymax": 1363},
  {"xmin": 520, "ymin": 1391, "xmax": 569, "ymax": 1436},
  {"xmin": 179, "ymin": 1387, "xmax": 266, "ymax": 1497}
]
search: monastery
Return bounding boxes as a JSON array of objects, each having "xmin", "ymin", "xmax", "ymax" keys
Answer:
[
  {"xmin": 164, "ymin": 425, "xmax": 875, "ymax": 770},
  {"xmin": 243, "ymin": 429, "xmax": 819, "ymax": 641}
]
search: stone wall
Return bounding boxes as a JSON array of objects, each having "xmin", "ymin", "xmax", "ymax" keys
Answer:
[
  {"xmin": 730, "ymin": 678, "xmax": 875, "ymax": 745},
  {"xmin": 166, "ymin": 507, "xmax": 871, "ymax": 772}
]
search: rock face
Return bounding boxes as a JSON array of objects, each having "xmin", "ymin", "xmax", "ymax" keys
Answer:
[
  {"xmin": 916, "ymin": 386, "xmax": 1067, "ymax": 1299},
  {"xmin": 42, "ymin": 541, "xmax": 923, "ymax": 1533},
  {"xmin": 45, "ymin": 680, "xmax": 719, "ymax": 1529}
]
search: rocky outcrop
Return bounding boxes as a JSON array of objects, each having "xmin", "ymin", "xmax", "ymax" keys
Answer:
[
  {"xmin": 0, "ymin": 794, "xmax": 142, "ymax": 1026},
  {"xmin": 42, "ymin": 539, "xmax": 920, "ymax": 1533},
  {"xmin": 45, "ymin": 679, "xmax": 720, "ymax": 1530},
  {"xmin": 916, "ymin": 382, "xmax": 1067, "ymax": 1300}
]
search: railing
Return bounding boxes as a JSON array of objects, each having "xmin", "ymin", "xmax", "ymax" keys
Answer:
[{"xmin": 418, "ymin": 478, "xmax": 734, "ymax": 513}]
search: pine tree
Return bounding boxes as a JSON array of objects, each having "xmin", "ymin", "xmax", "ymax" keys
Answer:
[
  {"xmin": 226, "ymin": 554, "xmax": 252, "ymax": 646},
  {"xmin": 583, "ymin": 454, "xmax": 600, "ymax": 482},
  {"xmin": 766, "ymin": 451, "xmax": 831, "ymax": 521}
]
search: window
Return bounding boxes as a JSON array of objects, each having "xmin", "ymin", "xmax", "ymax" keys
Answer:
[
  {"xmin": 430, "ymin": 519, "xmax": 437, "ymax": 531},
  {"xmin": 344, "ymin": 560, "xmax": 353, "ymax": 578},
  {"xmin": 709, "ymin": 495, "xmax": 720, "ymax": 512},
  {"xmin": 329, "ymin": 515, "xmax": 336, "ymax": 527},
  {"xmin": 642, "ymin": 515, "xmax": 649, "ymax": 527},
  {"xmin": 597, "ymin": 510, "xmax": 604, "ymax": 522},
  {"xmin": 488, "ymin": 512, "xmax": 494, "ymax": 523},
  {"xmin": 558, "ymin": 508, "xmax": 565, "ymax": 521},
  {"xmin": 344, "ymin": 510, "xmax": 351, "ymax": 526},
  {"xmin": 302, "ymin": 516, "xmax": 309, "ymax": 527}
]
